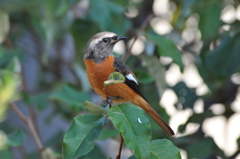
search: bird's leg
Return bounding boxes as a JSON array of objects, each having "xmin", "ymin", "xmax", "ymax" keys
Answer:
[{"xmin": 106, "ymin": 96, "xmax": 122, "ymax": 107}]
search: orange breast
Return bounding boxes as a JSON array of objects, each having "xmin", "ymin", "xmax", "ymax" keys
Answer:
[{"xmin": 84, "ymin": 56, "xmax": 137, "ymax": 103}]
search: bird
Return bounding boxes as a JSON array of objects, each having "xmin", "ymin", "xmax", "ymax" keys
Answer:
[{"xmin": 83, "ymin": 31, "xmax": 175, "ymax": 136}]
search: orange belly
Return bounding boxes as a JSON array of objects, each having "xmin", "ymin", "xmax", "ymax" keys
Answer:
[{"xmin": 84, "ymin": 56, "xmax": 137, "ymax": 103}]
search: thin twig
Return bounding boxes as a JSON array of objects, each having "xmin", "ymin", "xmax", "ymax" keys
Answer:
[
  {"xmin": 229, "ymin": 149, "xmax": 240, "ymax": 159},
  {"xmin": 28, "ymin": 105, "xmax": 41, "ymax": 140},
  {"xmin": 20, "ymin": 63, "xmax": 42, "ymax": 140},
  {"xmin": 10, "ymin": 103, "xmax": 28, "ymax": 124},
  {"xmin": 116, "ymin": 133, "xmax": 124, "ymax": 159},
  {"xmin": 122, "ymin": 13, "xmax": 155, "ymax": 63},
  {"xmin": 10, "ymin": 102, "xmax": 47, "ymax": 159},
  {"xmin": 5, "ymin": 35, "xmax": 45, "ymax": 158}
]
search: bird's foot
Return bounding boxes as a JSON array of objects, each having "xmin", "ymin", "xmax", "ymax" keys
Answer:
[{"xmin": 106, "ymin": 96, "xmax": 122, "ymax": 107}]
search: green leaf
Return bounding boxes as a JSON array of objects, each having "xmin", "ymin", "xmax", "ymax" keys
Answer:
[
  {"xmin": 99, "ymin": 128, "xmax": 119, "ymax": 140},
  {"xmin": 41, "ymin": 0, "xmax": 77, "ymax": 45},
  {"xmin": 150, "ymin": 139, "xmax": 181, "ymax": 159},
  {"xmin": 29, "ymin": 92, "xmax": 50, "ymax": 110},
  {"xmin": 88, "ymin": 0, "xmax": 131, "ymax": 34},
  {"xmin": 198, "ymin": 4, "xmax": 221, "ymax": 40},
  {"xmin": 50, "ymin": 85, "xmax": 90, "ymax": 111},
  {"xmin": 84, "ymin": 101, "xmax": 106, "ymax": 116},
  {"xmin": 147, "ymin": 32, "xmax": 184, "ymax": 72},
  {"xmin": 128, "ymin": 155, "xmax": 137, "ymax": 159},
  {"xmin": 134, "ymin": 70, "xmax": 154, "ymax": 84},
  {"xmin": 139, "ymin": 55, "xmax": 167, "ymax": 99},
  {"xmin": 108, "ymin": 104, "xmax": 152, "ymax": 159},
  {"xmin": 186, "ymin": 137, "xmax": 219, "ymax": 159},
  {"xmin": 0, "ymin": 149, "xmax": 12, "ymax": 159},
  {"xmin": 62, "ymin": 114, "xmax": 106, "ymax": 159},
  {"xmin": 0, "ymin": 0, "xmax": 40, "ymax": 12},
  {"xmin": 104, "ymin": 72, "xmax": 125, "ymax": 87},
  {"xmin": 0, "ymin": 47, "xmax": 23, "ymax": 68},
  {"xmin": 0, "ymin": 10, "xmax": 9, "ymax": 43},
  {"xmin": 79, "ymin": 145, "xmax": 107, "ymax": 159},
  {"xmin": 72, "ymin": 63, "xmax": 91, "ymax": 92},
  {"xmin": 172, "ymin": 82, "xmax": 197, "ymax": 109},
  {"xmin": 128, "ymin": 139, "xmax": 181, "ymax": 159},
  {"xmin": 205, "ymin": 34, "xmax": 240, "ymax": 77},
  {"xmin": 71, "ymin": 20, "xmax": 99, "ymax": 61},
  {"xmin": 7, "ymin": 129, "xmax": 25, "ymax": 147},
  {"xmin": 0, "ymin": 69, "xmax": 21, "ymax": 121}
]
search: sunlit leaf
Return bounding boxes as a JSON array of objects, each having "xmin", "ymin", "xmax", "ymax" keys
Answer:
[
  {"xmin": 0, "ymin": 130, "xmax": 8, "ymax": 149},
  {"xmin": 7, "ymin": 129, "xmax": 25, "ymax": 147},
  {"xmin": 62, "ymin": 115, "xmax": 106, "ymax": 159},
  {"xmin": 104, "ymin": 72, "xmax": 125, "ymax": 87},
  {"xmin": 108, "ymin": 104, "xmax": 152, "ymax": 159},
  {"xmin": 0, "ymin": 70, "xmax": 20, "ymax": 121}
]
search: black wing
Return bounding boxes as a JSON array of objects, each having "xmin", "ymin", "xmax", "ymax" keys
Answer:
[{"xmin": 113, "ymin": 57, "xmax": 148, "ymax": 102}]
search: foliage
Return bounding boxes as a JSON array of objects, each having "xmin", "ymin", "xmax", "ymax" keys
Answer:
[{"xmin": 0, "ymin": 0, "xmax": 240, "ymax": 159}]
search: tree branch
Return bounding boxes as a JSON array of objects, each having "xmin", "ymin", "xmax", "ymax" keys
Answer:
[
  {"xmin": 10, "ymin": 102, "xmax": 47, "ymax": 159},
  {"xmin": 122, "ymin": 13, "xmax": 154, "ymax": 63}
]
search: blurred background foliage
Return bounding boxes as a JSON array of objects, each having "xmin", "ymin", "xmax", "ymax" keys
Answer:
[{"xmin": 0, "ymin": 0, "xmax": 240, "ymax": 158}]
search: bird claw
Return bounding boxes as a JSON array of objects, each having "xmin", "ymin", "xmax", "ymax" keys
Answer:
[{"xmin": 106, "ymin": 96, "xmax": 122, "ymax": 106}]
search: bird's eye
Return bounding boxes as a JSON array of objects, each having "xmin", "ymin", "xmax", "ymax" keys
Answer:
[
  {"xmin": 112, "ymin": 36, "xmax": 118, "ymax": 40},
  {"xmin": 102, "ymin": 38, "xmax": 109, "ymax": 43}
]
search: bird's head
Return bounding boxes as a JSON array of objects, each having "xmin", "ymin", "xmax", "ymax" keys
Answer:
[{"xmin": 84, "ymin": 31, "xmax": 127, "ymax": 63}]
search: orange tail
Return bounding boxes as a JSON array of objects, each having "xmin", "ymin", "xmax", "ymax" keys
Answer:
[{"xmin": 133, "ymin": 96, "xmax": 175, "ymax": 136}]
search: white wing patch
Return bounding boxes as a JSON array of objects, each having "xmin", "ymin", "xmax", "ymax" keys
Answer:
[{"xmin": 126, "ymin": 74, "xmax": 138, "ymax": 85}]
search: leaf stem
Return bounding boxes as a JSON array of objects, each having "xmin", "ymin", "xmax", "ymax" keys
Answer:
[
  {"xmin": 116, "ymin": 133, "xmax": 124, "ymax": 159},
  {"xmin": 10, "ymin": 102, "xmax": 47, "ymax": 159}
]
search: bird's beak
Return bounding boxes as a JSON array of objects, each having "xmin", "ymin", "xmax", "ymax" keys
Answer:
[
  {"xmin": 118, "ymin": 37, "xmax": 128, "ymax": 41},
  {"xmin": 111, "ymin": 36, "xmax": 128, "ymax": 44}
]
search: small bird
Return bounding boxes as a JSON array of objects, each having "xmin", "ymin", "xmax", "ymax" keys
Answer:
[{"xmin": 84, "ymin": 31, "xmax": 174, "ymax": 136}]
